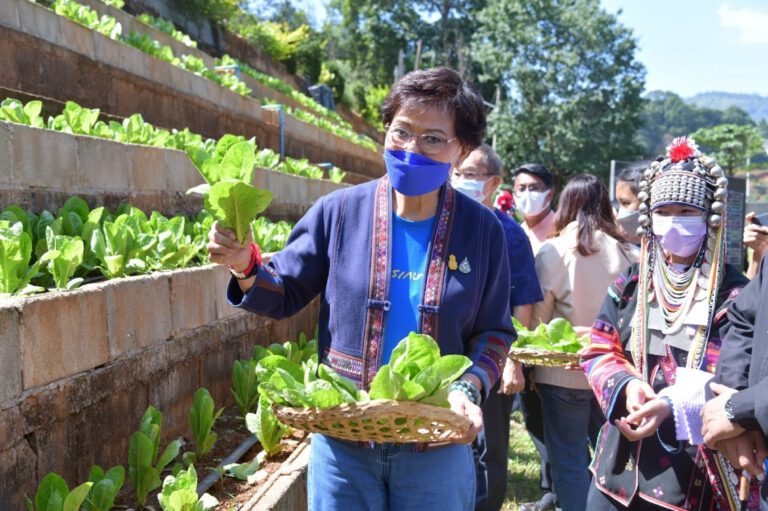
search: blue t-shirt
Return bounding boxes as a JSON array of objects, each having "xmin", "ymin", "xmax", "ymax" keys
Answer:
[
  {"xmin": 381, "ymin": 213, "xmax": 435, "ymax": 364},
  {"xmin": 494, "ymin": 209, "xmax": 543, "ymax": 309}
]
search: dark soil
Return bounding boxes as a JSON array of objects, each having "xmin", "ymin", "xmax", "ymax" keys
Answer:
[{"xmin": 113, "ymin": 406, "xmax": 307, "ymax": 510}]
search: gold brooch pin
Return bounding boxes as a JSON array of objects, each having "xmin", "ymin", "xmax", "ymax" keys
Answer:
[{"xmin": 448, "ymin": 254, "xmax": 458, "ymax": 271}]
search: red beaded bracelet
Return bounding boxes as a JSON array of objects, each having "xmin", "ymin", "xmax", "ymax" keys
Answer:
[{"xmin": 229, "ymin": 242, "xmax": 262, "ymax": 279}]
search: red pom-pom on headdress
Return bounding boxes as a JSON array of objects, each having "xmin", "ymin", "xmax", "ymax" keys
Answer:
[{"xmin": 666, "ymin": 136, "xmax": 700, "ymax": 163}]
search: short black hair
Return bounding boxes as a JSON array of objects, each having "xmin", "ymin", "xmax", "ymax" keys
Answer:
[
  {"xmin": 616, "ymin": 161, "xmax": 651, "ymax": 195},
  {"xmin": 513, "ymin": 163, "xmax": 553, "ymax": 189},
  {"xmin": 381, "ymin": 67, "xmax": 487, "ymax": 150}
]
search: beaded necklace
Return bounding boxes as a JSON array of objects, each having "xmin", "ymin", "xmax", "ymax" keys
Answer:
[{"xmin": 651, "ymin": 237, "xmax": 701, "ymax": 335}]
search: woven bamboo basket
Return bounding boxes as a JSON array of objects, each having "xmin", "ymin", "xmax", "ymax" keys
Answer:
[
  {"xmin": 508, "ymin": 347, "xmax": 581, "ymax": 368},
  {"xmin": 273, "ymin": 399, "xmax": 470, "ymax": 443}
]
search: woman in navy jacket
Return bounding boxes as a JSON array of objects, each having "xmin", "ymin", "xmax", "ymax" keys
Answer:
[{"xmin": 207, "ymin": 67, "xmax": 515, "ymax": 511}]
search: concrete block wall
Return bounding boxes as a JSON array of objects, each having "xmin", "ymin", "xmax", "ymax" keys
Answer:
[
  {"xmin": 0, "ymin": 120, "xmax": 348, "ymax": 220},
  {"xmin": 0, "ymin": 0, "xmax": 386, "ymax": 181},
  {"xmin": 0, "ymin": 262, "xmax": 321, "ymax": 509}
]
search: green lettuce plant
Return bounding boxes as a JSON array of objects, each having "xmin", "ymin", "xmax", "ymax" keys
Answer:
[
  {"xmin": 83, "ymin": 465, "xmax": 124, "ymax": 511},
  {"xmin": 511, "ymin": 317, "xmax": 586, "ymax": 353},
  {"xmin": 158, "ymin": 465, "xmax": 218, "ymax": 511},
  {"xmin": 25, "ymin": 472, "xmax": 93, "ymax": 511},
  {"xmin": 128, "ymin": 406, "xmax": 182, "ymax": 507},
  {"xmin": 246, "ymin": 396, "xmax": 290, "ymax": 456},
  {"xmin": 189, "ymin": 388, "xmax": 223, "ymax": 460}
]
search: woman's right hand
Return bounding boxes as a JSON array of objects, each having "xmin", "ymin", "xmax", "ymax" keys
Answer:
[
  {"xmin": 744, "ymin": 212, "xmax": 768, "ymax": 255},
  {"xmin": 207, "ymin": 221, "xmax": 252, "ymax": 272},
  {"xmin": 624, "ymin": 378, "xmax": 656, "ymax": 414}
]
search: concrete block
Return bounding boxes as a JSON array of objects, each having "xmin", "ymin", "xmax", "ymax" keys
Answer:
[
  {"xmin": 0, "ymin": 305, "xmax": 21, "ymax": 404},
  {"xmin": 103, "ymin": 273, "xmax": 172, "ymax": 360},
  {"xmin": 19, "ymin": 287, "xmax": 109, "ymax": 389},
  {"xmin": 59, "ymin": 16, "xmax": 95, "ymax": 59},
  {"xmin": 0, "ymin": 440, "xmax": 37, "ymax": 510},
  {"xmin": 213, "ymin": 264, "xmax": 244, "ymax": 320},
  {"xmin": 169, "ymin": 266, "xmax": 217, "ymax": 337},
  {"xmin": 18, "ymin": 0, "xmax": 62, "ymax": 46},
  {"xmin": 147, "ymin": 361, "xmax": 197, "ymax": 434},
  {"xmin": 94, "ymin": 34, "xmax": 146, "ymax": 78},
  {"xmin": 189, "ymin": 73, "xmax": 209, "ymax": 99},
  {"xmin": 165, "ymin": 148, "xmax": 202, "ymax": 193},
  {"xmin": 130, "ymin": 144, "xmax": 167, "ymax": 192},
  {"xmin": 167, "ymin": 62, "xmax": 194, "ymax": 95},
  {"xmin": 0, "ymin": 122, "xmax": 12, "ymax": 185},
  {"xmin": 145, "ymin": 54, "xmax": 173, "ymax": 88},
  {"xmin": 12, "ymin": 124, "xmax": 78, "ymax": 190},
  {"xmin": 77, "ymin": 135, "xmax": 131, "ymax": 191},
  {"xmin": 0, "ymin": 0, "xmax": 21, "ymax": 31}
]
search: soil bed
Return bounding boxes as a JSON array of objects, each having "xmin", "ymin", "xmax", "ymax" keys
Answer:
[{"xmin": 114, "ymin": 405, "xmax": 307, "ymax": 510}]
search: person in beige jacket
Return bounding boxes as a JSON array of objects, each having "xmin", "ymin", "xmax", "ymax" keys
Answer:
[{"xmin": 531, "ymin": 174, "xmax": 635, "ymax": 511}]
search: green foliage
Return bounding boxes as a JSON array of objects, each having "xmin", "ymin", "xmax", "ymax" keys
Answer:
[
  {"xmin": 52, "ymin": 0, "xmax": 122, "ymax": 39},
  {"xmin": 0, "ymin": 220, "xmax": 39, "ymax": 295},
  {"xmin": 691, "ymin": 124, "xmax": 765, "ymax": 173},
  {"xmin": 319, "ymin": 61, "xmax": 346, "ymax": 102},
  {"xmin": 638, "ymin": 91, "xmax": 756, "ymax": 157},
  {"xmin": 174, "ymin": 0, "xmax": 240, "ymax": 23},
  {"xmin": 288, "ymin": 106, "xmax": 377, "ymax": 151},
  {"xmin": 368, "ymin": 333, "xmax": 471, "ymax": 406},
  {"xmin": 472, "ymin": 0, "xmax": 646, "ymax": 182},
  {"xmin": 122, "ymin": 31, "xmax": 176, "ymax": 62},
  {"xmin": 100, "ymin": 0, "xmax": 124, "ymax": 8},
  {"xmin": 189, "ymin": 388, "xmax": 224, "ymax": 460},
  {"xmin": 245, "ymin": 396, "xmax": 290, "ymax": 456},
  {"xmin": 25, "ymin": 472, "xmax": 93, "ymax": 511},
  {"xmin": 137, "ymin": 13, "xmax": 197, "ymax": 47},
  {"xmin": 204, "ymin": 181, "xmax": 273, "ymax": 245},
  {"xmin": 0, "ymin": 98, "xmax": 44, "ymax": 128},
  {"xmin": 511, "ymin": 317, "xmax": 586, "ymax": 353},
  {"xmin": 158, "ymin": 465, "xmax": 219, "ymax": 511},
  {"xmin": 128, "ymin": 406, "xmax": 182, "ymax": 506},
  {"xmin": 251, "ymin": 217, "xmax": 293, "ymax": 253},
  {"xmin": 232, "ymin": 359, "xmax": 260, "ymax": 416},
  {"xmin": 83, "ymin": 465, "xmax": 124, "ymax": 511},
  {"xmin": 39, "ymin": 226, "xmax": 84, "ymax": 289}
]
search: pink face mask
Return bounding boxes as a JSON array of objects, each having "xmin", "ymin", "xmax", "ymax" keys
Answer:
[{"xmin": 651, "ymin": 214, "xmax": 707, "ymax": 257}]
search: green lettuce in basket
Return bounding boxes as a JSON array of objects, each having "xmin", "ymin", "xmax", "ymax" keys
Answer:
[
  {"xmin": 511, "ymin": 317, "xmax": 586, "ymax": 354},
  {"xmin": 257, "ymin": 332, "xmax": 471, "ymax": 409}
]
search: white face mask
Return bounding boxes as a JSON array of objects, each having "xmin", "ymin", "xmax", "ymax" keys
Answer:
[
  {"xmin": 451, "ymin": 177, "xmax": 487, "ymax": 203},
  {"xmin": 514, "ymin": 190, "xmax": 550, "ymax": 216},
  {"xmin": 617, "ymin": 208, "xmax": 640, "ymax": 236}
]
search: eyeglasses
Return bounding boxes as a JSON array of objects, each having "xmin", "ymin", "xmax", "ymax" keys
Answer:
[{"xmin": 386, "ymin": 126, "xmax": 456, "ymax": 155}]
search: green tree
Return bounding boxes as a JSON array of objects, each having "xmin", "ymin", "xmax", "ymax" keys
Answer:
[
  {"xmin": 638, "ymin": 91, "xmax": 755, "ymax": 157},
  {"xmin": 691, "ymin": 124, "xmax": 765, "ymax": 173},
  {"xmin": 472, "ymin": 0, "xmax": 645, "ymax": 183}
]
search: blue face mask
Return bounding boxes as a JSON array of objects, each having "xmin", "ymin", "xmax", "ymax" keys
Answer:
[{"xmin": 384, "ymin": 149, "xmax": 452, "ymax": 196}]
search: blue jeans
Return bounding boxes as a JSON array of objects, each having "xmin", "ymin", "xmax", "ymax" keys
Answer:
[
  {"xmin": 308, "ymin": 434, "xmax": 475, "ymax": 511},
  {"xmin": 538, "ymin": 384, "xmax": 603, "ymax": 511}
]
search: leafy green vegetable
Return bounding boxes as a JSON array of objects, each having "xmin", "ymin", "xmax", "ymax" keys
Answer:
[
  {"xmin": 204, "ymin": 180, "xmax": 273, "ymax": 245},
  {"xmin": 83, "ymin": 465, "xmax": 124, "ymax": 511},
  {"xmin": 0, "ymin": 221, "xmax": 40, "ymax": 295},
  {"xmin": 246, "ymin": 396, "xmax": 290, "ymax": 456},
  {"xmin": 25, "ymin": 472, "xmax": 93, "ymax": 511},
  {"xmin": 189, "ymin": 388, "xmax": 224, "ymax": 460},
  {"xmin": 128, "ymin": 406, "xmax": 182, "ymax": 506},
  {"xmin": 158, "ymin": 465, "xmax": 218, "ymax": 511},
  {"xmin": 368, "ymin": 333, "xmax": 471, "ymax": 407},
  {"xmin": 511, "ymin": 317, "xmax": 587, "ymax": 353},
  {"xmin": 222, "ymin": 458, "xmax": 260, "ymax": 482},
  {"xmin": 232, "ymin": 359, "xmax": 260, "ymax": 416},
  {"xmin": 39, "ymin": 227, "xmax": 84, "ymax": 289}
]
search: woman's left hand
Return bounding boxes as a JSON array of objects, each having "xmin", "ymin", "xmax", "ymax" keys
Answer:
[
  {"xmin": 448, "ymin": 389, "xmax": 484, "ymax": 444},
  {"xmin": 615, "ymin": 397, "xmax": 671, "ymax": 441}
]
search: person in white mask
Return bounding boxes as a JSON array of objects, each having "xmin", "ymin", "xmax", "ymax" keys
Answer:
[
  {"xmin": 614, "ymin": 162, "xmax": 649, "ymax": 246},
  {"xmin": 452, "ymin": 145, "xmax": 543, "ymax": 511},
  {"xmin": 513, "ymin": 164, "xmax": 557, "ymax": 256}
]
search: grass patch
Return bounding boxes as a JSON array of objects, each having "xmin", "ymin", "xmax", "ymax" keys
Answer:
[{"xmin": 502, "ymin": 410, "xmax": 541, "ymax": 510}]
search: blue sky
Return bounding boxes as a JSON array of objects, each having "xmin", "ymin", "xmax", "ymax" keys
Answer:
[
  {"xmin": 263, "ymin": 0, "xmax": 767, "ymax": 98},
  {"xmin": 600, "ymin": 0, "xmax": 768, "ymax": 97}
]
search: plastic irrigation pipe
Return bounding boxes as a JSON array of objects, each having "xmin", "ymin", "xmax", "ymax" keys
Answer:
[{"xmin": 196, "ymin": 435, "xmax": 258, "ymax": 496}]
